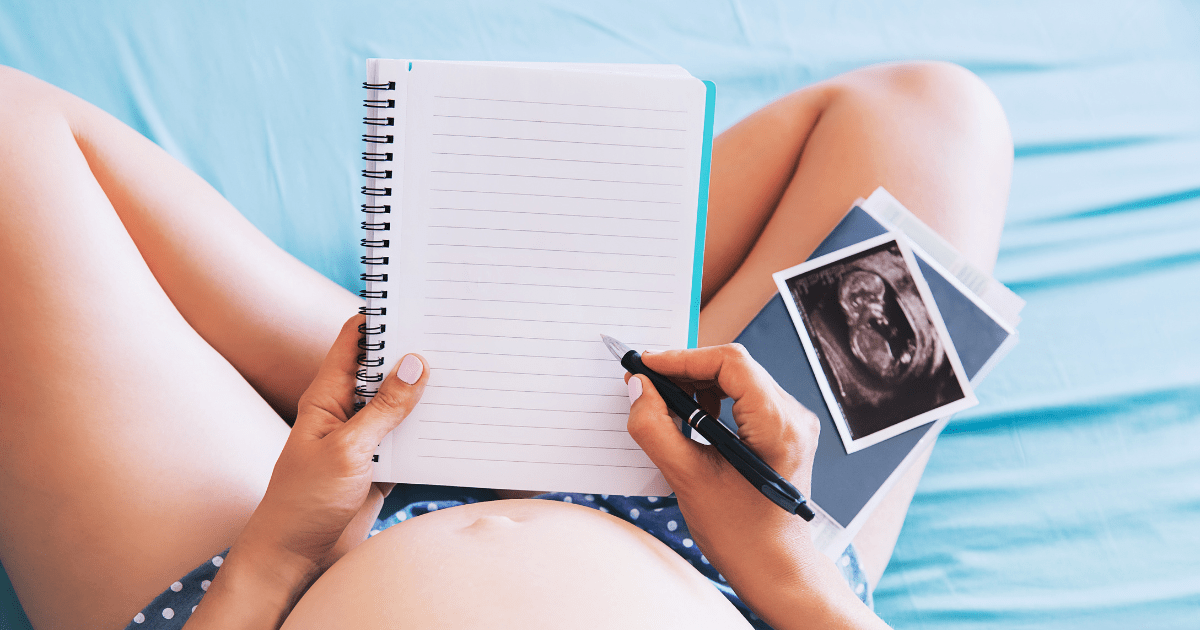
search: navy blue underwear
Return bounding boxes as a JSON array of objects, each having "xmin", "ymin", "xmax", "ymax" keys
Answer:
[{"xmin": 124, "ymin": 488, "xmax": 871, "ymax": 629}]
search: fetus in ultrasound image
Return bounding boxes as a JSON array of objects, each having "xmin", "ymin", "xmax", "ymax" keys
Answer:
[{"xmin": 786, "ymin": 240, "xmax": 965, "ymax": 441}]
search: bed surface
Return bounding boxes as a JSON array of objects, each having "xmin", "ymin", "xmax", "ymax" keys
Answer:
[{"xmin": 2, "ymin": 1, "xmax": 1198, "ymax": 628}]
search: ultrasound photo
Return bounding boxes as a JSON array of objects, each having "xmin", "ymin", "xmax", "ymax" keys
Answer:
[{"xmin": 773, "ymin": 235, "xmax": 976, "ymax": 453}]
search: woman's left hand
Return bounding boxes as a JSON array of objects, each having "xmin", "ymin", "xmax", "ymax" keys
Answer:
[{"xmin": 235, "ymin": 314, "xmax": 427, "ymax": 593}]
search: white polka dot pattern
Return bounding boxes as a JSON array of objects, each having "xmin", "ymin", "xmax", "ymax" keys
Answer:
[
  {"xmin": 124, "ymin": 550, "xmax": 228, "ymax": 630},
  {"xmin": 125, "ymin": 492, "xmax": 869, "ymax": 630},
  {"xmin": 367, "ymin": 491, "xmax": 871, "ymax": 626}
]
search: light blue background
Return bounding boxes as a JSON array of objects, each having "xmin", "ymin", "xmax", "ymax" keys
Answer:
[{"xmin": 2, "ymin": 1, "xmax": 1198, "ymax": 628}]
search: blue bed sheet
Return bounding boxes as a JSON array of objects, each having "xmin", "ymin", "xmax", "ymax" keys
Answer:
[{"xmin": 2, "ymin": 1, "xmax": 1198, "ymax": 628}]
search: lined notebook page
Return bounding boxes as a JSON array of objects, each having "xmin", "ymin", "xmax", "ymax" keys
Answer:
[{"xmin": 373, "ymin": 60, "xmax": 708, "ymax": 494}]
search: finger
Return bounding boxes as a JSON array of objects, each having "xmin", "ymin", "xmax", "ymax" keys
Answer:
[
  {"xmin": 341, "ymin": 353, "xmax": 429, "ymax": 449},
  {"xmin": 625, "ymin": 374, "xmax": 708, "ymax": 492},
  {"xmin": 624, "ymin": 369, "xmax": 711, "ymax": 398},
  {"xmin": 294, "ymin": 315, "xmax": 368, "ymax": 437},
  {"xmin": 641, "ymin": 344, "xmax": 774, "ymax": 404},
  {"xmin": 631, "ymin": 352, "xmax": 724, "ymax": 398}
]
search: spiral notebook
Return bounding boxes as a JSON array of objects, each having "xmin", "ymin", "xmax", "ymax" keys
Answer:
[{"xmin": 357, "ymin": 59, "xmax": 715, "ymax": 494}]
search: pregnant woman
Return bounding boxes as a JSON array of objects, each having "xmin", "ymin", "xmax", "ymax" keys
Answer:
[{"xmin": 0, "ymin": 60, "xmax": 1010, "ymax": 630}]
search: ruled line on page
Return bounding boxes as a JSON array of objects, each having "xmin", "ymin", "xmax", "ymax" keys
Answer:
[
  {"xmin": 434, "ymin": 368, "xmax": 624, "ymax": 380},
  {"xmin": 423, "ymin": 402, "xmax": 627, "ymax": 415},
  {"xmin": 429, "ymin": 189, "xmax": 681, "ymax": 204},
  {"xmin": 430, "ymin": 171, "xmax": 682, "ymax": 187},
  {"xmin": 428, "ymin": 226, "xmax": 676, "ymax": 241},
  {"xmin": 419, "ymin": 437, "xmax": 640, "ymax": 451},
  {"xmin": 425, "ymin": 297, "xmax": 672, "ymax": 311},
  {"xmin": 426, "ymin": 332, "xmax": 668, "ymax": 344},
  {"xmin": 426, "ymin": 385, "xmax": 628, "ymax": 398},
  {"xmin": 432, "ymin": 133, "xmax": 684, "ymax": 150},
  {"xmin": 424, "ymin": 314, "xmax": 672, "ymax": 328},
  {"xmin": 433, "ymin": 114, "xmax": 686, "ymax": 132},
  {"xmin": 433, "ymin": 95, "xmax": 685, "ymax": 114},
  {"xmin": 431, "ymin": 152, "xmax": 683, "ymax": 168},
  {"xmin": 430, "ymin": 207, "xmax": 681, "ymax": 223},
  {"xmin": 424, "ymin": 350, "xmax": 621, "ymax": 362},
  {"xmin": 427, "ymin": 244, "xmax": 673, "ymax": 258},
  {"xmin": 421, "ymin": 420, "xmax": 626, "ymax": 432},
  {"xmin": 416, "ymin": 454, "xmax": 657, "ymax": 470},
  {"xmin": 427, "ymin": 279, "xmax": 672, "ymax": 294},
  {"xmin": 427, "ymin": 261, "xmax": 675, "ymax": 276}
]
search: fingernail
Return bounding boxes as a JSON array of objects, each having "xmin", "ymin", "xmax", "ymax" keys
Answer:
[
  {"xmin": 397, "ymin": 354, "xmax": 422, "ymax": 385},
  {"xmin": 628, "ymin": 377, "xmax": 642, "ymax": 404}
]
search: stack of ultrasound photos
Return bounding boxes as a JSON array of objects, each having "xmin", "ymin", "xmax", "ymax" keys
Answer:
[{"xmin": 720, "ymin": 188, "xmax": 1023, "ymax": 559}]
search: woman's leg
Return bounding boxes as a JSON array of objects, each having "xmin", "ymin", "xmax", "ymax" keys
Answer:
[
  {"xmin": 48, "ymin": 80, "xmax": 361, "ymax": 420},
  {"xmin": 699, "ymin": 62, "xmax": 1012, "ymax": 586},
  {"xmin": 0, "ymin": 67, "xmax": 358, "ymax": 630}
]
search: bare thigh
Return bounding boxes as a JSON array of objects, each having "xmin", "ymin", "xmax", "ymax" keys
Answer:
[
  {"xmin": 0, "ymin": 67, "xmax": 358, "ymax": 630},
  {"xmin": 698, "ymin": 62, "xmax": 1012, "ymax": 584}
]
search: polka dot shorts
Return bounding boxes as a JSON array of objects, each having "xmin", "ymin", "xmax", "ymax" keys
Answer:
[
  {"xmin": 126, "ymin": 493, "xmax": 870, "ymax": 630},
  {"xmin": 123, "ymin": 551, "xmax": 225, "ymax": 629}
]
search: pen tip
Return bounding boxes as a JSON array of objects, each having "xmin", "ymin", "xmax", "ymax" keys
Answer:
[{"xmin": 600, "ymin": 334, "xmax": 631, "ymax": 360}]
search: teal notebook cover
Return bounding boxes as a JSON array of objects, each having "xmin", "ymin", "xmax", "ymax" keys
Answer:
[{"xmin": 688, "ymin": 79, "xmax": 715, "ymax": 349}]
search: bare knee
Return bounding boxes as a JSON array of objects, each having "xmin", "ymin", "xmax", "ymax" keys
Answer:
[
  {"xmin": 893, "ymin": 61, "xmax": 1011, "ymax": 152},
  {"xmin": 840, "ymin": 61, "xmax": 1013, "ymax": 167},
  {"xmin": 0, "ymin": 65, "xmax": 49, "ymax": 107},
  {"xmin": 0, "ymin": 66, "xmax": 74, "ymax": 138},
  {"xmin": 815, "ymin": 62, "xmax": 1012, "ymax": 271}
]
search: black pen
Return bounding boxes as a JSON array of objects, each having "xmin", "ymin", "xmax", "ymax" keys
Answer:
[{"xmin": 601, "ymin": 335, "xmax": 816, "ymax": 520}]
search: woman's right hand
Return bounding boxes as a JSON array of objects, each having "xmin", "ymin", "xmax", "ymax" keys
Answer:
[
  {"xmin": 626, "ymin": 344, "xmax": 820, "ymax": 582},
  {"xmin": 626, "ymin": 344, "xmax": 887, "ymax": 629}
]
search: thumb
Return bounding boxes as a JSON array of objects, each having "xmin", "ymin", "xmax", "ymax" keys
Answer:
[
  {"xmin": 626, "ymin": 374, "xmax": 708, "ymax": 492},
  {"xmin": 342, "ymin": 353, "xmax": 428, "ymax": 448}
]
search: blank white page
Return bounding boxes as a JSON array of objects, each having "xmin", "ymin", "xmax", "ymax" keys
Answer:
[{"xmin": 371, "ymin": 60, "xmax": 708, "ymax": 495}]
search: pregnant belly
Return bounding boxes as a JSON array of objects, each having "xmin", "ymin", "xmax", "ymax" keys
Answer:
[{"xmin": 281, "ymin": 499, "xmax": 752, "ymax": 630}]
